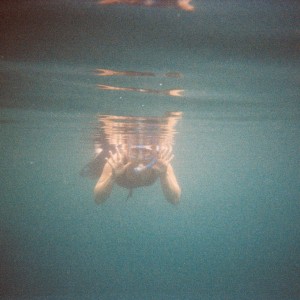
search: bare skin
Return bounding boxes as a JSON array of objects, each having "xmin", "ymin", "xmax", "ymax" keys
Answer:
[{"xmin": 94, "ymin": 146, "xmax": 181, "ymax": 204}]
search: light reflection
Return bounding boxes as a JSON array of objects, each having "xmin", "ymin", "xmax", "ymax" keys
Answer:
[
  {"xmin": 95, "ymin": 68, "xmax": 184, "ymax": 97},
  {"xmin": 81, "ymin": 112, "xmax": 182, "ymax": 204},
  {"xmin": 95, "ymin": 69, "xmax": 156, "ymax": 77},
  {"xmin": 97, "ymin": 84, "xmax": 184, "ymax": 97},
  {"xmin": 97, "ymin": 111, "xmax": 182, "ymax": 147},
  {"xmin": 95, "ymin": 68, "xmax": 182, "ymax": 78},
  {"xmin": 98, "ymin": 0, "xmax": 195, "ymax": 11}
]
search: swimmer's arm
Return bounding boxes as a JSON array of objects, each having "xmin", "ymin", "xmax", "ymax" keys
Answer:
[
  {"xmin": 159, "ymin": 164, "xmax": 181, "ymax": 204},
  {"xmin": 94, "ymin": 162, "xmax": 114, "ymax": 204}
]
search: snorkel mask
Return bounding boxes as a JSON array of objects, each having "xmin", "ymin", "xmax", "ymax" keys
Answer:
[{"xmin": 128, "ymin": 145, "xmax": 158, "ymax": 174}]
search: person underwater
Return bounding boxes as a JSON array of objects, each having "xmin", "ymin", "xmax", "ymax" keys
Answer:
[{"xmin": 94, "ymin": 144, "xmax": 181, "ymax": 204}]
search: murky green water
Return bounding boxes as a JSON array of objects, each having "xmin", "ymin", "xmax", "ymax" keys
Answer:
[{"xmin": 1, "ymin": 1, "xmax": 299, "ymax": 299}]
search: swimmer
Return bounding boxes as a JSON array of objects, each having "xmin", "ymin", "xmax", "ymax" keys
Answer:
[{"xmin": 94, "ymin": 144, "xmax": 181, "ymax": 204}]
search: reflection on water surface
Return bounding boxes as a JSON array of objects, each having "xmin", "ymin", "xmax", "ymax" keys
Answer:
[
  {"xmin": 95, "ymin": 112, "xmax": 182, "ymax": 147},
  {"xmin": 95, "ymin": 68, "xmax": 184, "ymax": 97},
  {"xmin": 98, "ymin": 0, "xmax": 195, "ymax": 11}
]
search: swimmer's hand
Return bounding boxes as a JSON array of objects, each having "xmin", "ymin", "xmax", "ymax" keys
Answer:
[
  {"xmin": 106, "ymin": 147, "xmax": 130, "ymax": 178},
  {"xmin": 153, "ymin": 147, "xmax": 174, "ymax": 175}
]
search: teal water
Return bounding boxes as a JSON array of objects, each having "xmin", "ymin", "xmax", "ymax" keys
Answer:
[{"xmin": 1, "ymin": 1, "xmax": 300, "ymax": 299}]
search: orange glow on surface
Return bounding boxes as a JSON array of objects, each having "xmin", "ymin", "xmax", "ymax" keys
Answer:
[
  {"xmin": 95, "ymin": 68, "xmax": 184, "ymax": 97},
  {"xmin": 96, "ymin": 112, "xmax": 183, "ymax": 149},
  {"xmin": 98, "ymin": 0, "xmax": 195, "ymax": 11},
  {"xmin": 97, "ymin": 84, "xmax": 184, "ymax": 97},
  {"xmin": 95, "ymin": 69, "xmax": 156, "ymax": 77}
]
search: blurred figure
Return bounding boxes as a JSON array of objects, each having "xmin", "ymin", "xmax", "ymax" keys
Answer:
[{"xmin": 81, "ymin": 112, "xmax": 182, "ymax": 204}]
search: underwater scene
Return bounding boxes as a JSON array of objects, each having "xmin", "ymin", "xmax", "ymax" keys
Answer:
[{"xmin": 1, "ymin": 0, "xmax": 299, "ymax": 299}]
